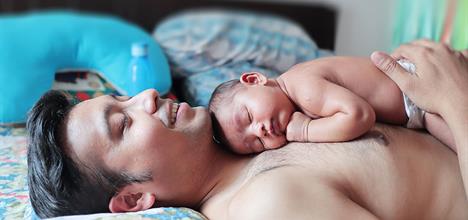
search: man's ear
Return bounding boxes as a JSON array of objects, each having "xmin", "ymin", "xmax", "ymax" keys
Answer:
[
  {"xmin": 109, "ymin": 189, "xmax": 156, "ymax": 213},
  {"xmin": 240, "ymin": 72, "xmax": 267, "ymax": 85}
]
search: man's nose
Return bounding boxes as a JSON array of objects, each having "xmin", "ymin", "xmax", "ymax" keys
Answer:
[{"xmin": 132, "ymin": 89, "xmax": 159, "ymax": 114}]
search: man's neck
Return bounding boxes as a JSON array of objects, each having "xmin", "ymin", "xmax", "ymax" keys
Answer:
[{"xmin": 198, "ymin": 143, "xmax": 253, "ymax": 213}]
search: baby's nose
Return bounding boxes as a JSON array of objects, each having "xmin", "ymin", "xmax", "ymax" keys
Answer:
[
  {"xmin": 264, "ymin": 121, "xmax": 275, "ymax": 136},
  {"xmin": 253, "ymin": 124, "xmax": 267, "ymax": 137}
]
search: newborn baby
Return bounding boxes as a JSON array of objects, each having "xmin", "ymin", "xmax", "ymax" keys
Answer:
[{"xmin": 209, "ymin": 56, "xmax": 454, "ymax": 154}]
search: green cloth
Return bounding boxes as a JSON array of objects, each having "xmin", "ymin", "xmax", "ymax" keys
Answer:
[
  {"xmin": 452, "ymin": 0, "xmax": 468, "ymax": 50},
  {"xmin": 392, "ymin": 0, "xmax": 467, "ymax": 50}
]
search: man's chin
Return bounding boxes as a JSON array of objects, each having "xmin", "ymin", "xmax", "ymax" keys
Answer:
[{"xmin": 190, "ymin": 108, "xmax": 213, "ymax": 137}]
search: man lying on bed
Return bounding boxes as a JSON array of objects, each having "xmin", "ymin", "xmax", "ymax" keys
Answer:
[{"xmin": 27, "ymin": 40, "xmax": 468, "ymax": 219}]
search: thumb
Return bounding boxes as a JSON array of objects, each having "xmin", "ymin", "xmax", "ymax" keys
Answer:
[{"xmin": 371, "ymin": 51, "xmax": 411, "ymax": 84}]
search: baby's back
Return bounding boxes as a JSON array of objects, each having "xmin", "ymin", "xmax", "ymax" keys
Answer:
[{"xmin": 279, "ymin": 56, "xmax": 408, "ymax": 124}]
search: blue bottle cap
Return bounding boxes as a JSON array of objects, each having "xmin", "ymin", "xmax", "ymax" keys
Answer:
[{"xmin": 131, "ymin": 42, "xmax": 148, "ymax": 57}]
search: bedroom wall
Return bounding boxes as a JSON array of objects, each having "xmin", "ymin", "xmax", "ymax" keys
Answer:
[
  {"xmin": 309, "ymin": 0, "xmax": 395, "ymax": 56},
  {"xmin": 232, "ymin": 0, "xmax": 396, "ymax": 56}
]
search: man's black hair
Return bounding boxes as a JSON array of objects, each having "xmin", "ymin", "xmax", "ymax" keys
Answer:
[{"xmin": 27, "ymin": 90, "xmax": 152, "ymax": 218}]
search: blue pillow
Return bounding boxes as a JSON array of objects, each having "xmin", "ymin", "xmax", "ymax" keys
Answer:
[
  {"xmin": 154, "ymin": 9, "xmax": 332, "ymax": 106},
  {"xmin": 0, "ymin": 11, "xmax": 171, "ymax": 124}
]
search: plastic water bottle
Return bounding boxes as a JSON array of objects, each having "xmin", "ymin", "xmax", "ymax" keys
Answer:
[{"xmin": 127, "ymin": 42, "xmax": 157, "ymax": 96}]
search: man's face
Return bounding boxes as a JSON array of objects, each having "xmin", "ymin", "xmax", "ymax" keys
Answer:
[
  {"xmin": 64, "ymin": 89, "xmax": 214, "ymax": 204},
  {"xmin": 216, "ymin": 84, "xmax": 295, "ymax": 154}
]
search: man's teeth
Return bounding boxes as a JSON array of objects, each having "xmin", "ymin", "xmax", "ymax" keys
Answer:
[{"xmin": 171, "ymin": 103, "xmax": 179, "ymax": 124}]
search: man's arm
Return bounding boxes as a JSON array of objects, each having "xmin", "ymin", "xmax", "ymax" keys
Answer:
[
  {"xmin": 424, "ymin": 113, "xmax": 456, "ymax": 152},
  {"xmin": 286, "ymin": 79, "xmax": 376, "ymax": 142},
  {"xmin": 371, "ymin": 39, "xmax": 468, "ymax": 197},
  {"xmin": 228, "ymin": 167, "xmax": 378, "ymax": 220}
]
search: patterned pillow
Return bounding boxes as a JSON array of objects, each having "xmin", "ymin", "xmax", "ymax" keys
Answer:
[
  {"xmin": 47, "ymin": 207, "xmax": 206, "ymax": 220},
  {"xmin": 0, "ymin": 127, "xmax": 30, "ymax": 219},
  {"xmin": 154, "ymin": 9, "xmax": 333, "ymax": 106}
]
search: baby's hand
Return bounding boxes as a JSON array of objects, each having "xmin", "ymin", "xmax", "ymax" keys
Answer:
[{"xmin": 286, "ymin": 112, "xmax": 312, "ymax": 142}]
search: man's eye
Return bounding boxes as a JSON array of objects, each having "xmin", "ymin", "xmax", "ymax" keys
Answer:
[
  {"xmin": 111, "ymin": 94, "xmax": 132, "ymax": 102},
  {"xmin": 121, "ymin": 96, "xmax": 132, "ymax": 101},
  {"xmin": 120, "ymin": 113, "xmax": 129, "ymax": 134}
]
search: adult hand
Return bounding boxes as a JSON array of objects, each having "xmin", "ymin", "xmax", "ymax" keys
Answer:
[
  {"xmin": 370, "ymin": 39, "xmax": 468, "ymax": 121},
  {"xmin": 371, "ymin": 39, "xmax": 468, "ymax": 199}
]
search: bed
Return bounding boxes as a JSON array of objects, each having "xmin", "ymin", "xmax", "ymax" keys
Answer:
[{"xmin": 0, "ymin": 1, "xmax": 337, "ymax": 219}]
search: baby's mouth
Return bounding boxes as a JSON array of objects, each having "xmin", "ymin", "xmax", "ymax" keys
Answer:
[{"xmin": 271, "ymin": 118, "xmax": 282, "ymax": 136}]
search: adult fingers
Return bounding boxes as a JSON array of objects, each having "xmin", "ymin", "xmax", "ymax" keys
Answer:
[
  {"xmin": 408, "ymin": 39, "xmax": 438, "ymax": 48},
  {"xmin": 371, "ymin": 51, "xmax": 414, "ymax": 92},
  {"xmin": 392, "ymin": 39, "xmax": 452, "ymax": 59},
  {"xmin": 391, "ymin": 44, "xmax": 431, "ymax": 62},
  {"xmin": 461, "ymin": 49, "xmax": 468, "ymax": 59},
  {"xmin": 393, "ymin": 39, "xmax": 435, "ymax": 58},
  {"xmin": 408, "ymin": 39, "xmax": 453, "ymax": 56}
]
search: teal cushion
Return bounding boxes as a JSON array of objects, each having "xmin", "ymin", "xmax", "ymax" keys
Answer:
[{"xmin": 0, "ymin": 11, "xmax": 171, "ymax": 124}]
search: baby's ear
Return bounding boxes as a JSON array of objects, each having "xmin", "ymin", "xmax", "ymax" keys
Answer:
[{"xmin": 240, "ymin": 72, "xmax": 267, "ymax": 85}]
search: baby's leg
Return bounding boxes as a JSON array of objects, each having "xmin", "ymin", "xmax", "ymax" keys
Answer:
[{"xmin": 424, "ymin": 113, "xmax": 456, "ymax": 153}]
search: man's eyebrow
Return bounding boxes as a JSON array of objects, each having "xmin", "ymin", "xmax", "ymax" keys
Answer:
[
  {"xmin": 109, "ymin": 94, "xmax": 118, "ymax": 100},
  {"xmin": 104, "ymin": 96, "xmax": 117, "ymax": 140}
]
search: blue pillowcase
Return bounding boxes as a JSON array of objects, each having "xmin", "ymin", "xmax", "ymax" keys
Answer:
[
  {"xmin": 154, "ymin": 10, "xmax": 333, "ymax": 106},
  {"xmin": 0, "ymin": 11, "xmax": 171, "ymax": 124}
]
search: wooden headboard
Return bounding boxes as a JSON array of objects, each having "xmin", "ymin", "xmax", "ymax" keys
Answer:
[{"xmin": 0, "ymin": 0, "xmax": 336, "ymax": 50}]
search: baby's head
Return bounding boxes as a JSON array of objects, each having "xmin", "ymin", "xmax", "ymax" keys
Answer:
[{"xmin": 209, "ymin": 72, "xmax": 295, "ymax": 154}]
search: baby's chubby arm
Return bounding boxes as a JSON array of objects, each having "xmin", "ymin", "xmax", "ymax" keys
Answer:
[{"xmin": 286, "ymin": 78, "xmax": 376, "ymax": 142}]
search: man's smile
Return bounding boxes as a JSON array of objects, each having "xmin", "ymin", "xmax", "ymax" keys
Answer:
[{"xmin": 156, "ymin": 97, "xmax": 180, "ymax": 128}]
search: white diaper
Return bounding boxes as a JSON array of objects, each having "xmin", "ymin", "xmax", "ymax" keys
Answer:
[{"xmin": 397, "ymin": 59, "xmax": 425, "ymax": 129}]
